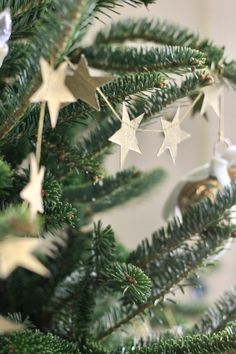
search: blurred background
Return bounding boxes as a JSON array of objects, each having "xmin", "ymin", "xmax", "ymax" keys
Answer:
[{"xmin": 89, "ymin": 0, "xmax": 236, "ymax": 303}]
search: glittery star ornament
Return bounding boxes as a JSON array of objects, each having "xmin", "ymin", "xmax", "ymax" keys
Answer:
[
  {"xmin": 200, "ymin": 83, "xmax": 223, "ymax": 117},
  {"xmin": 0, "ymin": 237, "xmax": 50, "ymax": 278},
  {"xmin": 66, "ymin": 55, "xmax": 113, "ymax": 111},
  {"xmin": 0, "ymin": 316, "xmax": 23, "ymax": 333},
  {"xmin": 109, "ymin": 103, "xmax": 144, "ymax": 168},
  {"xmin": 157, "ymin": 108, "xmax": 190, "ymax": 163},
  {"xmin": 20, "ymin": 154, "xmax": 45, "ymax": 219},
  {"xmin": 0, "ymin": 8, "xmax": 11, "ymax": 67},
  {"xmin": 30, "ymin": 58, "xmax": 76, "ymax": 128}
]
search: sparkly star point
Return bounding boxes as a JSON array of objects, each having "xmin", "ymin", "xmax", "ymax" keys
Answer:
[
  {"xmin": 20, "ymin": 154, "xmax": 45, "ymax": 219},
  {"xmin": 109, "ymin": 103, "xmax": 144, "ymax": 168},
  {"xmin": 201, "ymin": 83, "xmax": 223, "ymax": 117},
  {"xmin": 30, "ymin": 58, "xmax": 76, "ymax": 128},
  {"xmin": 0, "ymin": 237, "xmax": 50, "ymax": 278},
  {"xmin": 157, "ymin": 108, "xmax": 190, "ymax": 163},
  {"xmin": 66, "ymin": 55, "xmax": 113, "ymax": 111}
]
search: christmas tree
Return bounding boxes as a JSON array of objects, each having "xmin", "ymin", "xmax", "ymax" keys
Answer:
[{"xmin": 1, "ymin": 1, "xmax": 236, "ymax": 353}]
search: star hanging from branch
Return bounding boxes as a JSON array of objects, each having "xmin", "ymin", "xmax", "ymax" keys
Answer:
[
  {"xmin": 200, "ymin": 83, "xmax": 223, "ymax": 117},
  {"xmin": 20, "ymin": 154, "xmax": 45, "ymax": 219},
  {"xmin": 66, "ymin": 55, "xmax": 113, "ymax": 111},
  {"xmin": 0, "ymin": 237, "xmax": 50, "ymax": 278},
  {"xmin": 157, "ymin": 108, "xmax": 190, "ymax": 163},
  {"xmin": 0, "ymin": 316, "xmax": 23, "ymax": 333},
  {"xmin": 30, "ymin": 58, "xmax": 76, "ymax": 128},
  {"xmin": 109, "ymin": 103, "xmax": 144, "ymax": 168}
]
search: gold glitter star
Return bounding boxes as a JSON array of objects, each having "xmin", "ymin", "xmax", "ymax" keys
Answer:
[
  {"xmin": 157, "ymin": 108, "xmax": 190, "ymax": 163},
  {"xmin": 20, "ymin": 154, "xmax": 45, "ymax": 219},
  {"xmin": 109, "ymin": 103, "xmax": 144, "ymax": 168},
  {"xmin": 66, "ymin": 55, "xmax": 113, "ymax": 111},
  {"xmin": 30, "ymin": 58, "xmax": 76, "ymax": 128}
]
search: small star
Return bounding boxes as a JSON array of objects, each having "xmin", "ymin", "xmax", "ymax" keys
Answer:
[
  {"xmin": 66, "ymin": 55, "xmax": 113, "ymax": 111},
  {"xmin": 30, "ymin": 58, "xmax": 76, "ymax": 128},
  {"xmin": 157, "ymin": 108, "xmax": 190, "ymax": 163},
  {"xmin": 201, "ymin": 83, "xmax": 223, "ymax": 117},
  {"xmin": 0, "ymin": 237, "xmax": 49, "ymax": 278},
  {"xmin": 109, "ymin": 103, "xmax": 144, "ymax": 168},
  {"xmin": 0, "ymin": 316, "xmax": 23, "ymax": 333},
  {"xmin": 20, "ymin": 154, "xmax": 45, "ymax": 219}
]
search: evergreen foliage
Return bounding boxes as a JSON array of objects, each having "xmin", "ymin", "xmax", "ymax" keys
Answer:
[{"xmin": 0, "ymin": 1, "xmax": 236, "ymax": 353}]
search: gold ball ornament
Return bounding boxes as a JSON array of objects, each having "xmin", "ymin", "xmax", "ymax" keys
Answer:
[
  {"xmin": 177, "ymin": 167, "xmax": 236, "ymax": 227},
  {"xmin": 228, "ymin": 166, "xmax": 236, "ymax": 181},
  {"xmin": 177, "ymin": 177, "xmax": 221, "ymax": 213}
]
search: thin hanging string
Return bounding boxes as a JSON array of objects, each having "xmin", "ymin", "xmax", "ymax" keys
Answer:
[
  {"xmin": 97, "ymin": 88, "xmax": 203, "ymax": 133},
  {"xmin": 179, "ymin": 92, "xmax": 203, "ymax": 123},
  {"xmin": 96, "ymin": 87, "xmax": 123, "ymax": 123},
  {"xmin": 36, "ymin": 102, "xmax": 46, "ymax": 165},
  {"xmin": 213, "ymin": 90, "xmax": 231, "ymax": 156},
  {"xmin": 219, "ymin": 92, "xmax": 225, "ymax": 142},
  {"xmin": 66, "ymin": 57, "xmax": 203, "ymax": 134}
]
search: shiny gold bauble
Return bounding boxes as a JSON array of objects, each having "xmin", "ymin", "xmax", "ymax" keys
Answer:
[
  {"xmin": 178, "ymin": 166, "xmax": 236, "ymax": 214},
  {"xmin": 228, "ymin": 166, "xmax": 236, "ymax": 181},
  {"xmin": 177, "ymin": 177, "xmax": 221, "ymax": 213}
]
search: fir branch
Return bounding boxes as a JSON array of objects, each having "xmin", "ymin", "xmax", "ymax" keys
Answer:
[
  {"xmin": 44, "ymin": 201, "xmax": 79, "ymax": 230},
  {"xmin": 223, "ymin": 60, "xmax": 236, "ymax": 86},
  {"xmin": 0, "ymin": 330, "xmax": 82, "ymax": 354},
  {"xmin": 95, "ymin": 225, "xmax": 232, "ymax": 339},
  {"xmin": 0, "ymin": 0, "xmax": 47, "ymax": 15},
  {"xmin": 49, "ymin": 222, "xmax": 116, "ymax": 338},
  {"xmin": 84, "ymin": 45, "xmax": 206, "ymax": 73},
  {"xmin": 65, "ymin": 168, "xmax": 165, "ymax": 210},
  {"xmin": 94, "ymin": 18, "xmax": 224, "ymax": 65},
  {"xmin": 64, "ymin": 168, "xmax": 143, "ymax": 203},
  {"xmin": 0, "ymin": 158, "xmax": 13, "ymax": 196},
  {"xmin": 127, "ymin": 71, "xmax": 212, "ymax": 120},
  {"xmin": 115, "ymin": 321, "xmax": 236, "ymax": 354},
  {"xmin": 41, "ymin": 132, "xmax": 105, "ymax": 182},
  {"xmin": 10, "ymin": 2, "xmax": 49, "ymax": 40},
  {"xmin": 192, "ymin": 287, "xmax": 236, "ymax": 335},
  {"xmin": 0, "ymin": 0, "xmax": 97, "ymax": 143},
  {"xmin": 104, "ymin": 262, "xmax": 152, "ymax": 304},
  {"xmin": 69, "ymin": 72, "xmax": 209, "ymax": 171},
  {"xmin": 94, "ymin": 0, "xmax": 156, "ymax": 17},
  {"xmin": 86, "ymin": 168, "xmax": 165, "ymax": 213},
  {"xmin": 2, "ymin": 70, "xmax": 165, "ymax": 145},
  {"xmin": 49, "ymin": 224, "xmax": 115, "ymax": 311},
  {"xmin": 129, "ymin": 184, "xmax": 236, "ymax": 269},
  {"xmin": 90, "ymin": 221, "xmax": 116, "ymax": 271},
  {"xmin": 0, "ymin": 206, "xmax": 38, "ymax": 239}
]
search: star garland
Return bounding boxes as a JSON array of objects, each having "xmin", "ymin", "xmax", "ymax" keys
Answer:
[
  {"xmin": 29, "ymin": 55, "xmax": 225, "ymax": 168},
  {"xmin": 0, "ymin": 47, "xmax": 223, "ymax": 306}
]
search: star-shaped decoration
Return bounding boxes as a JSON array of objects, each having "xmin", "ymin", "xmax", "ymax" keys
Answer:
[
  {"xmin": 0, "ymin": 316, "xmax": 23, "ymax": 333},
  {"xmin": 30, "ymin": 58, "xmax": 76, "ymax": 128},
  {"xmin": 109, "ymin": 103, "xmax": 144, "ymax": 168},
  {"xmin": 200, "ymin": 83, "xmax": 223, "ymax": 117},
  {"xmin": 157, "ymin": 108, "xmax": 190, "ymax": 163},
  {"xmin": 0, "ymin": 237, "xmax": 50, "ymax": 278},
  {"xmin": 20, "ymin": 154, "xmax": 45, "ymax": 219},
  {"xmin": 66, "ymin": 55, "xmax": 113, "ymax": 111}
]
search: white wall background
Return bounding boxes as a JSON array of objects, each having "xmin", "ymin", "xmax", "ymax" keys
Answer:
[{"xmin": 91, "ymin": 0, "xmax": 236, "ymax": 302}]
